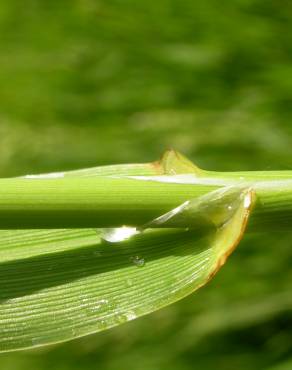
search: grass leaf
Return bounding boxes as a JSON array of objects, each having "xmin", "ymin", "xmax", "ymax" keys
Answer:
[{"xmin": 0, "ymin": 152, "xmax": 254, "ymax": 352}]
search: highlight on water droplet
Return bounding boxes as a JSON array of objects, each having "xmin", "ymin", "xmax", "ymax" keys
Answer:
[
  {"xmin": 101, "ymin": 226, "xmax": 139, "ymax": 243},
  {"xmin": 243, "ymin": 191, "xmax": 252, "ymax": 209},
  {"xmin": 125, "ymin": 311, "xmax": 137, "ymax": 321}
]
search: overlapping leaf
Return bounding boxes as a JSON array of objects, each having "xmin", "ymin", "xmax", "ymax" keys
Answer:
[{"xmin": 0, "ymin": 151, "xmax": 255, "ymax": 351}]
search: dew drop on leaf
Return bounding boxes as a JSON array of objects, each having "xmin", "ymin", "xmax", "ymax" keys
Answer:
[
  {"xmin": 130, "ymin": 256, "xmax": 145, "ymax": 267},
  {"xmin": 101, "ymin": 226, "xmax": 138, "ymax": 243}
]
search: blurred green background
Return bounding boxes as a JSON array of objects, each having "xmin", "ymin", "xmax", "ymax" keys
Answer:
[{"xmin": 0, "ymin": 0, "xmax": 292, "ymax": 369}]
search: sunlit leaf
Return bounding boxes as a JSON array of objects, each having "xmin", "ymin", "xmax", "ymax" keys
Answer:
[{"xmin": 0, "ymin": 152, "xmax": 255, "ymax": 352}]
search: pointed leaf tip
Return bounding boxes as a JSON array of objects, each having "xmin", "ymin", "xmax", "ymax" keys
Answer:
[{"xmin": 157, "ymin": 149, "xmax": 203, "ymax": 175}]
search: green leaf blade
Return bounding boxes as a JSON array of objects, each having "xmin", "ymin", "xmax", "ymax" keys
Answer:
[{"xmin": 0, "ymin": 186, "xmax": 254, "ymax": 352}]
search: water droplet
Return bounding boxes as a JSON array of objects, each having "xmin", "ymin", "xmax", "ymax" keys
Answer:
[
  {"xmin": 31, "ymin": 336, "xmax": 45, "ymax": 346},
  {"xmin": 130, "ymin": 256, "xmax": 145, "ymax": 267},
  {"xmin": 125, "ymin": 312, "xmax": 137, "ymax": 321},
  {"xmin": 101, "ymin": 226, "xmax": 138, "ymax": 242},
  {"xmin": 90, "ymin": 299, "xmax": 109, "ymax": 312},
  {"xmin": 115, "ymin": 314, "xmax": 127, "ymax": 324},
  {"xmin": 99, "ymin": 320, "xmax": 106, "ymax": 329},
  {"xmin": 227, "ymin": 205, "xmax": 233, "ymax": 210},
  {"xmin": 244, "ymin": 192, "xmax": 252, "ymax": 208}
]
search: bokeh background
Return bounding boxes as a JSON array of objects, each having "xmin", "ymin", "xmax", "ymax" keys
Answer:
[{"xmin": 0, "ymin": 1, "xmax": 292, "ymax": 369}]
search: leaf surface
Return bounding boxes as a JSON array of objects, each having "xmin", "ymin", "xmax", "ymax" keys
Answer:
[{"xmin": 0, "ymin": 152, "xmax": 254, "ymax": 352}]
